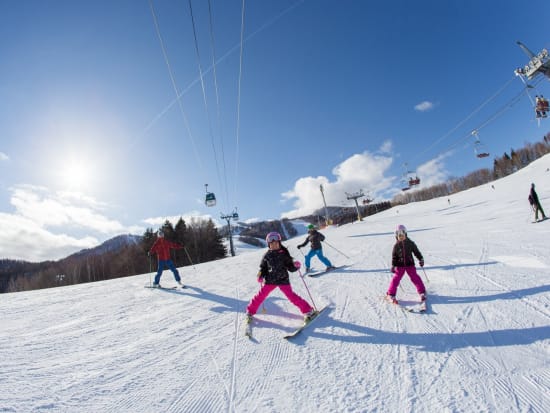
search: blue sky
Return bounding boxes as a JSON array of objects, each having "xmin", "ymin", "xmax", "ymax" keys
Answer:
[{"xmin": 1, "ymin": 0, "xmax": 549, "ymax": 261}]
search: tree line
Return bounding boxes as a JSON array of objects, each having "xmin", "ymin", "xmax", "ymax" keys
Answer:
[{"xmin": 2, "ymin": 217, "xmax": 227, "ymax": 293}]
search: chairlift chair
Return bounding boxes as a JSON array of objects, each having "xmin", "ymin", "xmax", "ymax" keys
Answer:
[
  {"xmin": 408, "ymin": 177, "xmax": 420, "ymax": 186},
  {"xmin": 535, "ymin": 96, "xmax": 549, "ymax": 119},
  {"xmin": 472, "ymin": 130, "xmax": 490, "ymax": 158}
]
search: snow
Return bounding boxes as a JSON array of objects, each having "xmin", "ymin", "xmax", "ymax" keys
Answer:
[{"xmin": 2, "ymin": 156, "xmax": 550, "ymax": 412}]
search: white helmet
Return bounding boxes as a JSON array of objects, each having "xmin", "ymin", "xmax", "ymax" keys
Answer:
[{"xmin": 395, "ymin": 224, "xmax": 407, "ymax": 237}]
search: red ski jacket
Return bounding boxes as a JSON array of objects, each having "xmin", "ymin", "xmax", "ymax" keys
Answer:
[{"xmin": 149, "ymin": 238, "xmax": 183, "ymax": 260}]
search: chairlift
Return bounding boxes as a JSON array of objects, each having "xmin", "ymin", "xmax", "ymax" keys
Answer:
[
  {"xmin": 472, "ymin": 130, "xmax": 490, "ymax": 158},
  {"xmin": 204, "ymin": 184, "xmax": 216, "ymax": 207},
  {"xmin": 408, "ymin": 177, "xmax": 421, "ymax": 186},
  {"xmin": 535, "ymin": 95, "xmax": 549, "ymax": 119},
  {"xmin": 514, "ymin": 42, "xmax": 550, "ymax": 81},
  {"xmin": 514, "ymin": 43, "xmax": 550, "ymax": 122},
  {"xmin": 402, "ymin": 163, "xmax": 421, "ymax": 189}
]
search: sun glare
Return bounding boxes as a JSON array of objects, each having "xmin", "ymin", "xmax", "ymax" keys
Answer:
[{"xmin": 61, "ymin": 160, "xmax": 92, "ymax": 189}]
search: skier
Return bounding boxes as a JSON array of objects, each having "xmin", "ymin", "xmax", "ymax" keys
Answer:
[
  {"xmin": 148, "ymin": 229, "xmax": 184, "ymax": 288},
  {"xmin": 386, "ymin": 224, "xmax": 426, "ymax": 304},
  {"xmin": 528, "ymin": 183, "xmax": 547, "ymax": 222},
  {"xmin": 246, "ymin": 232, "xmax": 317, "ymax": 323},
  {"xmin": 297, "ymin": 224, "xmax": 335, "ymax": 272}
]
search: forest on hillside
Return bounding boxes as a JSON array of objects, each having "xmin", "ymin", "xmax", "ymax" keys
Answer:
[{"xmin": 1, "ymin": 217, "xmax": 226, "ymax": 293}]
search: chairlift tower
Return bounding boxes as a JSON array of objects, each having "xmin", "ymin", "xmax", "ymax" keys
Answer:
[
  {"xmin": 319, "ymin": 184, "xmax": 331, "ymax": 226},
  {"xmin": 221, "ymin": 208, "xmax": 239, "ymax": 257},
  {"xmin": 346, "ymin": 190, "xmax": 365, "ymax": 222},
  {"xmin": 514, "ymin": 41, "xmax": 550, "ymax": 80}
]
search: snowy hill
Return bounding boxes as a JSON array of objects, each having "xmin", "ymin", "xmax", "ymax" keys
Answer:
[{"xmin": 2, "ymin": 156, "xmax": 550, "ymax": 412}]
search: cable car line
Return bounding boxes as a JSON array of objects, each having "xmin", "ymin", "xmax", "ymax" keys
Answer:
[
  {"xmin": 207, "ymin": 0, "xmax": 230, "ymax": 209},
  {"xmin": 187, "ymin": 0, "xmax": 227, "ymax": 209},
  {"xmin": 234, "ymin": 0, "xmax": 246, "ymax": 207},
  {"xmin": 148, "ymin": 0, "xmax": 204, "ymax": 172},
  {"xmin": 410, "ymin": 76, "xmax": 517, "ymax": 166}
]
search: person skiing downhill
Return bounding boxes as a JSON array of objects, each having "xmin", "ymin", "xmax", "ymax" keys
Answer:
[
  {"xmin": 386, "ymin": 225, "xmax": 426, "ymax": 304},
  {"xmin": 246, "ymin": 232, "xmax": 317, "ymax": 323},
  {"xmin": 297, "ymin": 224, "xmax": 335, "ymax": 272},
  {"xmin": 148, "ymin": 229, "xmax": 184, "ymax": 287},
  {"xmin": 528, "ymin": 183, "xmax": 547, "ymax": 222}
]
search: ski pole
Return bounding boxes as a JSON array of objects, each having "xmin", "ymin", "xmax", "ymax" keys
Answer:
[
  {"xmin": 323, "ymin": 241, "xmax": 350, "ymax": 259},
  {"xmin": 421, "ymin": 267, "xmax": 430, "ymax": 283},
  {"xmin": 298, "ymin": 269, "xmax": 318, "ymax": 311},
  {"xmin": 148, "ymin": 254, "xmax": 153, "ymax": 287},
  {"xmin": 261, "ymin": 282, "xmax": 267, "ymax": 313},
  {"xmin": 183, "ymin": 247, "xmax": 196, "ymax": 270}
]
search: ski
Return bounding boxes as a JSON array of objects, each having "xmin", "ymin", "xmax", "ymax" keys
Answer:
[
  {"xmin": 384, "ymin": 296, "xmax": 426, "ymax": 313},
  {"xmin": 405, "ymin": 301, "xmax": 427, "ymax": 313},
  {"xmin": 283, "ymin": 306, "xmax": 328, "ymax": 339},
  {"xmin": 144, "ymin": 285, "xmax": 187, "ymax": 290},
  {"xmin": 307, "ymin": 265, "xmax": 348, "ymax": 278}
]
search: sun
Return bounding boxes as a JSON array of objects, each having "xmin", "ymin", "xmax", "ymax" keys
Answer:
[{"xmin": 60, "ymin": 160, "xmax": 93, "ymax": 189}]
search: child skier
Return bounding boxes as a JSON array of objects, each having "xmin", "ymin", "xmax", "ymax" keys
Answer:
[
  {"xmin": 297, "ymin": 224, "xmax": 335, "ymax": 272},
  {"xmin": 386, "ymin": 224, "xmax": 426, "ymax": 304},
  {"xmin": 148, "ymin": 229, "xmax": 184, "ymax": 288},
  {"xmin": 246, "ymin": 232, "xmax": 317, "ymax": 322}
]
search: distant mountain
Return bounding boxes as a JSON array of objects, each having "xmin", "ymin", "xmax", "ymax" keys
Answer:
[
  {"xmin": 1, "ymin": 234, "xmax": 144, "ymax": 293},
  {"xmin": 67, "ymin": 234, "xmax": 142, "ymax": 259}
]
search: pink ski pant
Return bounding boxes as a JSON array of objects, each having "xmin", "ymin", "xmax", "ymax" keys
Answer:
[
  {"xmin": 246, "ymin": 284, "xmax": 312, "ymax": 315},
  {"xmin": 387, "ymin": 266, "xmax": 426, "ymax": 296}
]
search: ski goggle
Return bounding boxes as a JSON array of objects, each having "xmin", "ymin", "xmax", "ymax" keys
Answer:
[
  {"xmin": 266, "ymin": 232, "xmax": 281, "ymax": 243},
  {"xmin": 396, "ymin": 230, "xmax": 406, "ymax": 238}
]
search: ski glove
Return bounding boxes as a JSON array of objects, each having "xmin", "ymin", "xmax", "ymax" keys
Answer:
[
  {"xmin": 257, "ymin": 271, "xmax": 264, "ymax": 284},
  {"xmin": 294, "ymin": 261, "xmax": 301, "ymax": 269},
  {"xmin": 419, "ymin": 260, "xmax": 424, "ymax": 267},
  {"xmin": 297, "ymin": 245, "xmax": 302, "ymax": 249}
]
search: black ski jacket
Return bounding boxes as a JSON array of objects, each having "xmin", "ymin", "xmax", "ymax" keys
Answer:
[
  {"xmin": 529, "ymin": 187, "xmax": 540, "ymax": 206},
  {"xmin": 298, "ymin": 230, "xmax": 325, "ymax": 250},
  {"xmin": 392, "ymin": 238, "xmax": 423, "ymax": 268},
  {"xmin": 259, "ymin": 245, "xmax": 298, "ymax": 285}
]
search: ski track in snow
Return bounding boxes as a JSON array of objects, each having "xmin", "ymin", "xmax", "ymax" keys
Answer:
[{"xmin": 2, "ymin": 155, "xmax": 550, "ymax": 412}]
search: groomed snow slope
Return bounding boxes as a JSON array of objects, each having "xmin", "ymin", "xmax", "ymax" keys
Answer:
[{"xmin": 2, "ymin": 155, "xmax": 550, "ymax": 412}]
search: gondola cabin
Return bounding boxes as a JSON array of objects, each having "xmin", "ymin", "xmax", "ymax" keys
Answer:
[
  {"xmin": 204, "ymin": 184, "xmax": 216, "ymax": 207},
  {"xmin": 205, "ymin": 192, "xmax": 216, "ymax": 207}
]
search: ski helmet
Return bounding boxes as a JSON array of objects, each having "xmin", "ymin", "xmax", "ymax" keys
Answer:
[
  {"xmin": 307, "ymin": 224, "xmax": 315, "ymax": 230},
  {"xmin": 395, "ymin": 224, "xmax": 407, "ymax": 237},
  {"xmin": 265, "ymin": 232, "xmax": 282, "ymax": 243}
]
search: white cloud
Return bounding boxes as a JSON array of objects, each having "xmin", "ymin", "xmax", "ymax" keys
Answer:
[
  {"xmin": 0, "ymin": 152, "xmax": 9, "ymax": 161},
  {"xmin": 0, "ymin": 212, "xmax": 98, "ymax": 262},
  {"xmin": 379, "ymin": 140, "xmax": 393, "ymax": 154},
  {"xmin": 415, "ymin": 154, "xmax": 450, "ymax": 186},
  {"xmin": 10, "ymin": 185, "xmax": 126, "ymax": 233},
  {"xmin": 0, "ymin": 185, "xmax": 143, "ymax": 261},
  {"xmin": 414, "ymin": 101, "xmax": 435, "ymax": 112},
  {"xmin": 281, "ymin": 146, "xmax": 396, "ymax": 218}
]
